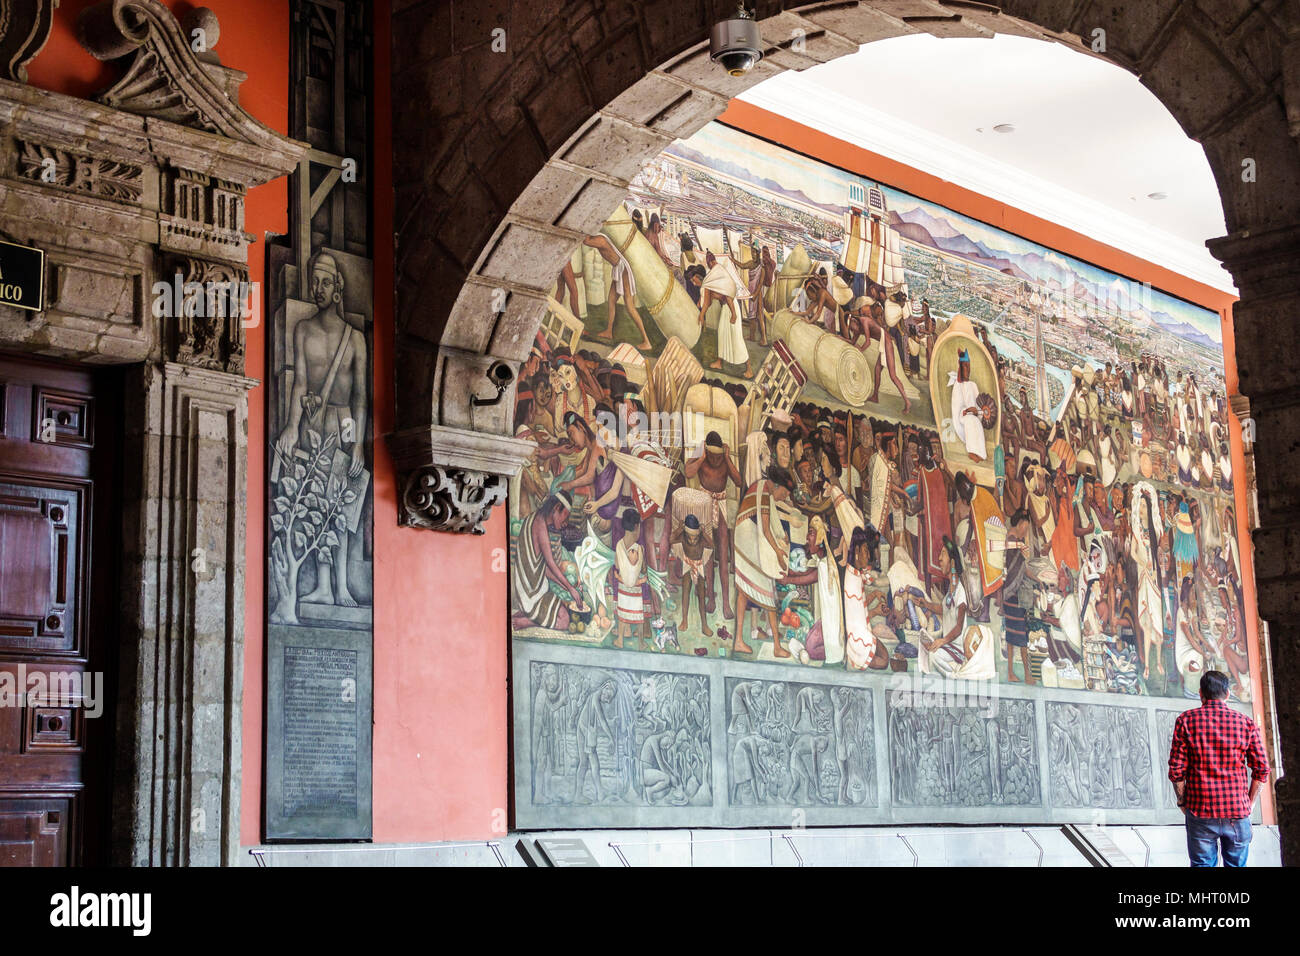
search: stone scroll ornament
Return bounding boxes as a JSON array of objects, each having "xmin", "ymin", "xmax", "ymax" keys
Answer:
[
  {"xmin": 0, "ymin": 0, "xmax": 58, "ymax": 83},
  {"xmin": 401, "ymin": 465, "xmax": 508, "ymax": 536},
  {"xmin": 76, "ymin": 0, "xmax": 293, "ymax": 153}
]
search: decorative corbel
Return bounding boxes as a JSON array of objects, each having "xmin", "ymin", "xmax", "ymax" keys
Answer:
[{"xmin": 387, "ymin": 425, "xmax": 536, "ymax": 535}]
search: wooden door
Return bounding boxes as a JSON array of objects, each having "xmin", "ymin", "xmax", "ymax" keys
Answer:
[{"xmin": 0, "ymin": 354, "xmax": 119, "ymax": 865}]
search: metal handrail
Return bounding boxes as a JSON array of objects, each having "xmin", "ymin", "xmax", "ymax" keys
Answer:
[
  {"xmin": 248, "ymin": 840, "xmax": 506, "ymax": 867},
  {"xmin": 1022, "ymin": 828, "xmax": 1044, "ymax": 866},
  {"xmin": 1131, "ymin": 827, "xmax": 1151, "ymax": 867}
]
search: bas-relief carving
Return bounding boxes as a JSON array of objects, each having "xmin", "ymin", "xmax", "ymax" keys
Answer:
[
  {"xmin": 888, "ymin": 697, "xmax": 1039, "ymax": 807},
  {"xmin": 268, "ymin": 248, "xmax": 373, "ymax": 627},
  {"xmin": 725, "ymin": 677, "xmax": 875, "ymax": 807},
  {"xmin": 1155, "ymin": 708, "xmax": 1181, "ymax": 809},
  {"xmin": 1047, "ymin": 701, "xmax": 1153, "ymax": 810},
  {"xmin": 17, "ymin": 141, "xmax": 143, "ymax": 202},
  {"xmin": 529, "ymin": 660, "xmax": 711, "ymax": 808}
]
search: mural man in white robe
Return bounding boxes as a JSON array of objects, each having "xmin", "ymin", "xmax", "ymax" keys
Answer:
[
  {"xmin": 693, "ymin": 251, "xmax": 752, "ymax": 376},
  {"xmin": 949, "ymin": 348, "xmax": 987, "ymax": 463}
]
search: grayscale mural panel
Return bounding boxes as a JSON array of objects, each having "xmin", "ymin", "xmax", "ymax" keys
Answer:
[
  {"xmin": 887, "ymin": 697, "xmax": 1038, "ymax": 807},
  {"xmin": 1047, "ymin": 701, "xmax": 1153, "ymax": 810},
  {"xmin": 725, "ymin": 678, "xmax": 876, "ymax": 808},
  {"xmin": 1155, "ymin": 708, "xmax": 1182, "ymax": 809},
  {"xmin": 265, "ymin": 0, "xmax": 374, "ymax": 841},
  {"xmin": 529, "ymin": 660, "xmax": 712, "ymax": 809}
]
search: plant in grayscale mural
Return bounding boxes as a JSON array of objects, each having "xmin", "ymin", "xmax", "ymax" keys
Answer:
[{"xmin": 270, "ymin": 428, "xmax": 358, "ymax": 625}]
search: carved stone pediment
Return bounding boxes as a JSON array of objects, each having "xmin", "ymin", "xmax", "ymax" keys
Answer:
[{"xmin": 77, "ymin": 0, "xmax": 295, "ymax": 161}]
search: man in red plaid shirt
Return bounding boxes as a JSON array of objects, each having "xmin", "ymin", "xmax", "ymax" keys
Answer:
[{"xmin": 1167, "ymin": 670, "xmax": 1270, "ymax": 867}]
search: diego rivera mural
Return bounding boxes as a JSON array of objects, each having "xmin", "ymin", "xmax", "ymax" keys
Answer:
[{"xmin": 509, "ymin": 123, "xmax": 1254, "ymax": 823}]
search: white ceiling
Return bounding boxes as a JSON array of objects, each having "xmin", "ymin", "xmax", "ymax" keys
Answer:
[{"xmin": 737, "ymin": 33, "xmax": 1235, "ymax": 293}]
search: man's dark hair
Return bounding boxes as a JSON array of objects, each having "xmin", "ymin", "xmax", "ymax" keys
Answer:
[
  {"xmin": 621, "ymin": 509, "xmax": 641, "ymax": 533},
  {"xmin": 1200, "ymin": 671, "xmax": 1230, "ymax": 701}
]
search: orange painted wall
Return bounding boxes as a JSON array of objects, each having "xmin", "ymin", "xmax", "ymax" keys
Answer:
[
  {"xmin": 368, "ymin": 0, "xmax": 509, "ymax": 844},
  {"xmin": 26, "ymin": 0, "xmax": 290, "ymax": 848}
]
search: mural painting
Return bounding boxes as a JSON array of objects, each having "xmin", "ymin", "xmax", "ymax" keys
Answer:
[
  {"xmin": 264, "ymin": 0, "xmax": 374, "ymax": 840},
  {"xmin": 510, "ymin": 121, "xmax": 1249, "ymax": 711}
]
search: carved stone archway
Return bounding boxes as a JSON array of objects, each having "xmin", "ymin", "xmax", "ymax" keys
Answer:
[{"xmin": 391, "ymin": 1, "xmax": 1300, "ymax": 860}]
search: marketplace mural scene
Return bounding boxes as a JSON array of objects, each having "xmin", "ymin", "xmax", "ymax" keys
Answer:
[{"xmin": 508, "ymin": 122, "xmax": 1250, "ymax": 814}]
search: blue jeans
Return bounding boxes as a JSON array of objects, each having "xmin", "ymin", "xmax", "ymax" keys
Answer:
[{"xmin": 1184, "ymin": 812, "xmax": 1251, "ymax": 867}]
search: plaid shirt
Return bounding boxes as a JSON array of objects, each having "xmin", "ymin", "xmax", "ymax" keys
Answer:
[{"xmin": 1168, "ymin": 699, "xmax": 1269, "ymax": 819}]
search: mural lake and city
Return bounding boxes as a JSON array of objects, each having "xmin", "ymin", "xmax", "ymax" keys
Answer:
[{"xmin": 509, "ymin": 122, "xmax": 1255, "ymax": 828}]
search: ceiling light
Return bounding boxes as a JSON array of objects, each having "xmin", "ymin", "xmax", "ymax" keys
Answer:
[
  {"xmin": 993, "ymin": 123, "xmax": 1015, "ymax": 133},
  {"xmin": 1147, "ymin": 191, "xmax": 1168, "ymax": 200}
]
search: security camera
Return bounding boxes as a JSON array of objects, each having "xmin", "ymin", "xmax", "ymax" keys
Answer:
[
  {"xmin": 710, "ymin": 4, "xmax": 763, "ymax": 77},
  {"xmin": 472, "ymin": 360, "xmax": 515, "ymax": 408},
  {"xmin": 487, "ymin": 360, "xmax": 514, "ymax": 388}
]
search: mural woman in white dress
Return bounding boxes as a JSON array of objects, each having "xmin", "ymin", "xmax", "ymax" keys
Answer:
[
  {"xmin": 919, "ymin": 537, "xmax": 995, "ymax": 680},
  {"xmin": 1129, "ymin": 482, "xmax": 1165, "ymax": 681},
  {"xmin": 842, "ymin": 527, "xmax": 889, "ymax": 671}
]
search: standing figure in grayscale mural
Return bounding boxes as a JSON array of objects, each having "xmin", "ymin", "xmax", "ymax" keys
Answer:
[
  {"xmin": 274, "ymin": 251, "xmax": 370, "ymax": 613},
  {"xmin": 532, "ymin": 665, "xmax": 567, "ymax": 805},
  {"xmin": 573, "ymin": 680, "xmax": 616, "ymax": 804}
]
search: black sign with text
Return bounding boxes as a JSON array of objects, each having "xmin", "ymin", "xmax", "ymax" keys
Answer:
[{"xmin": 0, "ymin": 240, "xmax": 44, "ymax": 312}]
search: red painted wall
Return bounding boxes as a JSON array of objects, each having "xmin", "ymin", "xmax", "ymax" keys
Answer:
[{"xmin": 368, "ymin": 0, "xmax": 509, "ymax": 844}]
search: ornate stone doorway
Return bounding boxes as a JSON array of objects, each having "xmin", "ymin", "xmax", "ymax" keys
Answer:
[{"xmin": 0, "ymin": 0, "xmax": 304, "ymax": 865}]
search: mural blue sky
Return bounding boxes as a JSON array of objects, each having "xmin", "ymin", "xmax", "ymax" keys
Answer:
[{"xmin": 667, "ymin": 122, "xmax": 1223, "ymax": 346}]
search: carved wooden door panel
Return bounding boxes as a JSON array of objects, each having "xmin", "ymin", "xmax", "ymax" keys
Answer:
[{"xmin": 0, "ymin": 355, "xmax": 119, "ymax": 866}]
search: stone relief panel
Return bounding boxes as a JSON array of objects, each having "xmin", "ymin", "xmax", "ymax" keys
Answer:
[
  {"xmin": 725, "ymin": 677, "xmax": 876, "ymax": 807},
  {"xmin": 529, "ymin": 660, "xmax": 711, "ymax": 808},
  {"xmin": 1047, "ymin": 701, "xmax": 1153, "ymax": 809},
  {"xmin": 1155, "ymin": 707, "xmax": 1182, "ymax": 809},
  {"xmin": 268, "ymin": 246, "xmax": 373, "ymax": 628},
  {"xmin": 887, "ymin": 697, "xmax": 1039, "ymax": 807}
]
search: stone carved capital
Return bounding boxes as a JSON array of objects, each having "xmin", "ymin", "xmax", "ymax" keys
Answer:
[
  {"xmin": 387, "ymin": 424, "xmax": 536, "ymax": 535},
  {"xmin": 399, "ymin": 465, "xmax": 507, "ymax": 535},
  {"xmin": 0, "ymin": 0, "xmax": 58, "ymax": 83}
]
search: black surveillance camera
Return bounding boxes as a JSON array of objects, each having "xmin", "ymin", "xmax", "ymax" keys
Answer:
[
  {"xmin": 710, "ymin": 4, "xmax": 763, "ymax": 78},
  {"xmin": 472, "ymin": 360, "xmax": 515, "ymax": 407},
  {"xmin": 487, "ymin": 360, "xmax": 514, "ymax": 388}
]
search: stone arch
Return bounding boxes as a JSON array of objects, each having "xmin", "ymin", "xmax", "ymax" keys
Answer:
[{"xmin": 390, "ymin": 0, "xmax": 1300, "ymax": 848}]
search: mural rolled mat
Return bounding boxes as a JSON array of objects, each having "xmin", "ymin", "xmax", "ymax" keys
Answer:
[{"xmin": 510, "ymin": 122, "xmax": 1255, "ymax": 828}]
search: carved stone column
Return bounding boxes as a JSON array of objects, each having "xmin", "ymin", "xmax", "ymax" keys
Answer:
[{"xmin": 116, "ymin": 363, "xmax": 254, "ymax": 866}]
